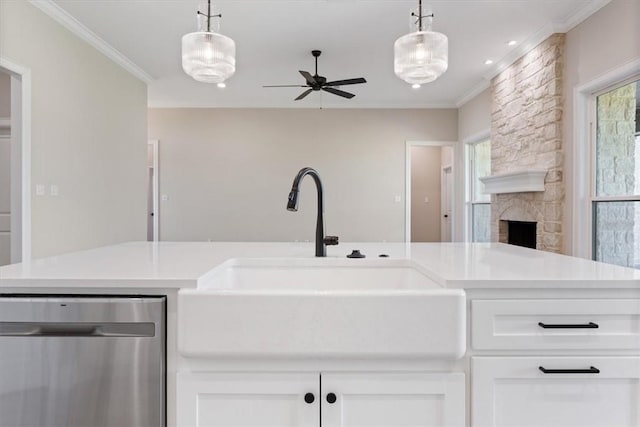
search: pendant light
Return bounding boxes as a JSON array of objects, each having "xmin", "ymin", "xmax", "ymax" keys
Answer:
[
  {"xmin": 182, "ymin": 0, "xmax": 236, "ymax": 84},
  {"xmin": 394, "ymin": 0, "xmax": 448, "ymax": 85}
]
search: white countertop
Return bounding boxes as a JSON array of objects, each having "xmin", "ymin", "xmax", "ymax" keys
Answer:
[{"xmin": 1, "ymin": 241, "xmax": 639, "ymax": 289}]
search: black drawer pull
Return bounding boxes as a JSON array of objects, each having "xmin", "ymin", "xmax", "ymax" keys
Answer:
[
  {"xmin": 539, "ymin": 366, "xmax": 600, "ymax": 374},
  {"xmin": 304, "ymin": 393, "xmax": 315, "ymax": 404},
  {"xmin": 538, "ymin": 322, "xmax": 599, "ymax": 329}
]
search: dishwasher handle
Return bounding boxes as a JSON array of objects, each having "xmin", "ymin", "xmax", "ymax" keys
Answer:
[{"xmin": 0, "ymin": 322, "xmax": 155, "ymax": 337}]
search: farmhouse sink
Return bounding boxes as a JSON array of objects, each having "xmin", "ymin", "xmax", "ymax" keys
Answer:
[{"xmin": 178, "ymin": 258, "xmax": 466, "ymax": 359}]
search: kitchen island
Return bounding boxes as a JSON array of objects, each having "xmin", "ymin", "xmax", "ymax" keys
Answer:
[
  {"xmin": 2, "ymin": 241, "xmax": 639, "ymax": 289},
  {"xmin": 2, "ymin": 241, "xmax": 640, "ymax": 427}
]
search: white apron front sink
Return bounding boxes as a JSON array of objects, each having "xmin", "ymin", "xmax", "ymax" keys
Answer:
[{"xmin": 178, "ymin": 258, "xmax": 465, "ymax": 359}]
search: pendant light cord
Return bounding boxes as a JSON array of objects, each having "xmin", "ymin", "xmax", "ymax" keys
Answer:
[
  {"xmin": 411, "ymin": 0, "xmax": 434, "ymax": 32},
  {"xmin": 197, "ymin": 0, "xmax": 222, "ymax": 33}
]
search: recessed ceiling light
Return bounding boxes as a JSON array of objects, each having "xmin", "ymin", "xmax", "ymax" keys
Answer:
[
  {"xmin": 217, "ymin": 82, "xmax": 226, "ymax": 88},
  {"xmin": 412, "ymin": 83, "xmax": 421, "ymax": 89},
  {"xmin": 508, "ymin": 40, "xmax": 517, "ymax": 46},
  {"xmin": 484, "ymin": 59, "xmax": 493, "ymax": 65}
]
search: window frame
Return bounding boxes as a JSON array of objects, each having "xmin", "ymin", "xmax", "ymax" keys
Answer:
[
  {"xmin": 464, "ymin": 131, "xmax": 491, "ymax": 242},
  {"xmin": 590, "ymin": 76, "xmax": 640, "ymax": 265}
]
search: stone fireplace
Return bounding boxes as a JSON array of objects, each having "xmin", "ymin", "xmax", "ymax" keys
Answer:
[
  {"xmin": 495, "ymin": 197, "xmax": 544, "ymax": 249},
  {"xmin": 489, "ymin": 34, "xmax": 565, "ymax": 253}
]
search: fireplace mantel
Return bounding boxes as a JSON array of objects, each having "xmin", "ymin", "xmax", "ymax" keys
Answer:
[{"xmin": 480, "ymin": 170, "xmax": 547, "ymax": 194}]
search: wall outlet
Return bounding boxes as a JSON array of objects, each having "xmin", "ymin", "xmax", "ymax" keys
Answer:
[
  {"xmin": 50, "ymin": 185, "xmax": 59, "ymax": 196},
  {"xmin": 394, "ymin": 195, "xmax": 402, "ymax": 203},
  {"xmin": 36, "ymin": 185, "xmax": 45, "ymax": 196},
  {"xmin": 424, "ymin": 196, "xmax": 429, "ymax": 203},
  {"xmin": 161, "ymin": 194, "xmax": 169, "ymax": 201}
]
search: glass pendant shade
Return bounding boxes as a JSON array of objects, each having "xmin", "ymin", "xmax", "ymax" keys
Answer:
[
  {"xmin": 394, "ymin": 30, "xmax": 448, "ymax": 84},
  {"xmin": 182, "ymin": 31, "xmax": 236, "ymax": 84}
]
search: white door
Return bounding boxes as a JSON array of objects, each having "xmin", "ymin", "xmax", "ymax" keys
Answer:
[
  {"xmin": 0, "ymin": 135, "xmax": 11, "ymax": 266},
  {"xmin": 472, "ymin": 356, "xmax": 640, "ymax": 427},
  {"xmin": 441, "ymin": 166, "xmax": 452, "ymax": 242},
  {"xmin": 177, "ymin": 372, "xmax": 319, "ymax": 427},
  {"xmin": 321, "ymin": 372, "xmax": 465, "ymax": 427},
  {"xmin": 147, "ymin": 140, "xmax": 158, "ymax": 242},
  {"xmin": 147, "ymin": 167, "xmax": 154, "ymax": 241}
]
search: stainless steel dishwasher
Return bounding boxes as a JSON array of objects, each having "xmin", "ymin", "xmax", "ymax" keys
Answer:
[{"xmin": 0, "ymin": 295, "xmax": 166, "ymax": 427}]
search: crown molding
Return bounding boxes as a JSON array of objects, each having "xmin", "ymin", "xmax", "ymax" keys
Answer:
[
  {"xmin": 454, "ymin": 80, "xmax": 490, "ymax": 108},
  {"xmin": 28, "ymin": 0, "xmax": 154, "ymax": 84},
  {"xmin": 454, "ymin": 17, "xmax": 564, "ymax": 107},
  {"xmin": 147, "ymin": 101, "xmax": 459, "ymax": 109},
  {"xmin": 559, "ymin": 0, "xmax": 612, "ymax": 32},
  {"xmin": 454, "ymin": 0, "xmax": 612, "ymax": 105},
  {"xmin": 481, "ymin": 22, "xmax": 558, "ymax": 82}
]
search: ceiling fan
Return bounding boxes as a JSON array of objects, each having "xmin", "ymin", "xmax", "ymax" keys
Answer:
[{"xmin": 263, "ymin": 50, "xmax": 367, "ymax": 100}]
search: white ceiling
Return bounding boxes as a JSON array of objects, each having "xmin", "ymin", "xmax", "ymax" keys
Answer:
[{"xmin": 45, "ymin": 0, "xmax": 609, "ymax": 108}]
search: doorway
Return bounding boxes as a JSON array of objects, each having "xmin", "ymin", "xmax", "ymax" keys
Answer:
[
  {"xmin": 405, "ymin": 140, "xmax": 459, "ymax": 243},
  {"xmin": 441, "ymin": 165, "xmax": 453, "ymax": 241},
  {"xmin": 0, "ymin": 59, "xmax": 31, "ymax": 265},
  {"xmin": 147, "ymin": 140, "xmax": 159, "ymax": 242},
  {"xmin": 0, "ymin": 71, "xmax": 10, "ymax": 264}
]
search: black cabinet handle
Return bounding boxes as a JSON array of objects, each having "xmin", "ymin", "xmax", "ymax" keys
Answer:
[
  {"xmin": 326, "ymin": 393, "xmax": 337, "ymax": 404},
  {"xmin": 539, "ymin": 366, "xmax": 600, "ymax": 374},
  {"xmin": 304, "ymin": 393, "xmax": 315, "ymax": 404},
  {"xmin": 538, "ymin": 322, "xmax": 599, "ymax": 329}
]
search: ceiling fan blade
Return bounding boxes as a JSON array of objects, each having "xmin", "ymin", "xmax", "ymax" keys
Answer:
[
  {"xmin": 324, "ymin": 78, "xmax": 367, "ymax": 87},
  {"xmin": 295, "ymin": 89, "xmax": 314, "ymax": 101},
  {"xmin": 299, "ymin": 70, "xmax": 317, "ymax": 86},
  {"xmin": 322, "ymin": 87, "xmax": 355, "ymax": 99},
  {"xmin": 263, "ymin": 85, "xmax": 309, "ymax": 88}
]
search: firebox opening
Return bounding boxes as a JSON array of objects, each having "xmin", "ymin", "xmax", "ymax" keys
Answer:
[{"xmin": 507, "ymin": 220, "xmax": 537, "ymax": 249}]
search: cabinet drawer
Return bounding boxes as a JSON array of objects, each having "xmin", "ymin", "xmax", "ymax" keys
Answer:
[
  {"xmin": 472, "ymin": 356, "xmax": 640, "ymax": 427},
  {"xmin": 472, "ymin": 299, "xmax": 640, "ymax": 351}
]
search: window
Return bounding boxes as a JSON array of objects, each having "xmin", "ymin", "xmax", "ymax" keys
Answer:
[
  {"xmin": 468, "ymin": 139, "xmax": 491, "ymax": 242},
  {"xmin": 592, "ymin": 78, "xmax": 640, "ymax": 268}
]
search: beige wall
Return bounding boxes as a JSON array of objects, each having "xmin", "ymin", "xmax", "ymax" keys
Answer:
[
  {"xmin": 0, "ymin": 1, "xmax": 148, "ymax": 259},
  {"xmin": 458, "ymin": 88, "xmax": 491, "ymax": 142},
  {"xmin": 563, "ymin": 0, "xmax": 640, "ymax": 255},
  {"xmin": 149, "ymin": 108, "xmax": 457, "ymax": 243},
  {"xmin": 411, "ymin": 146, "xmax": 442, "ymax": 242}
]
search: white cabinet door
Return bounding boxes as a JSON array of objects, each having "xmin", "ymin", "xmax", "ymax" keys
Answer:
[
  {"xmin": 177, "ymin": 372, "xmax": 319, "ymax": 427},
  {"xmin": 321, "ymin": 372, "xmax": 465, "ymax": 427},
  {"xmin": 472, "ymin": 357, "xmax": 640, "ymax": 427}
]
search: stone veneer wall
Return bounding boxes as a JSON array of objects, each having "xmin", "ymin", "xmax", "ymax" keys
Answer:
[{"xmin": 490, "ymin": 34, "xmax": 565, "ymax": 252}]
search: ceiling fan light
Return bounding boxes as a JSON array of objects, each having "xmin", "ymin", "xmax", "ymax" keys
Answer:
[
  {"xmin": 182, "ymin": 31, "xmax": 236, "ymax": 84},
  {"xmin": 394, "ymin": 30, "xmax": 448, "ymax": 84}
]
